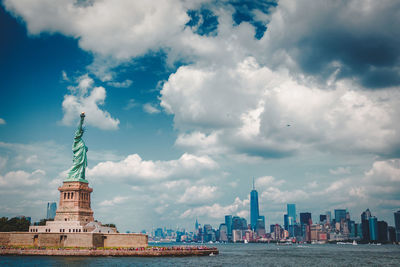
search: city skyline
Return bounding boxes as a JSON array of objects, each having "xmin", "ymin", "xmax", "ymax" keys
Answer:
[
  {"xmin": 145, "ymin": 186, "xmax": 399, "ymax": 244},
  {"xmin": 1, "ymin": 1, "xmax": 400, "ymax": 232}
]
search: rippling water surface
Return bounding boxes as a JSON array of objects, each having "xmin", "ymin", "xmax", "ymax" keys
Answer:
[{"xmin": 1, "ymin": 243, "xmax": 400, "ymax": 266}]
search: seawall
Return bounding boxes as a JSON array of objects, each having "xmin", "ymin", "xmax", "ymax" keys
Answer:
[
  {"xmin": 0, "ymin": 247, "xmax": 218, "ymax": 257},
  {"xmin": 0, "ymin": 232, "xmax": 147, "ymax": 248}
]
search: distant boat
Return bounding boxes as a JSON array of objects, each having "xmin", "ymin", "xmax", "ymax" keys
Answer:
[
  {"xmin": 352, "ymin": 240, "xmax": 357, "ymax": 246},
  {"xmin": 244, "ymin": 240, "xmax": 249, "ymax": 244},
  {"xmin": 337, "ymin": 242, "xmax": 352, "ymax": 245}
]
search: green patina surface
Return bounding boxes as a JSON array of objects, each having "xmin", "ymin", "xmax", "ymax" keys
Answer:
[{"xmin": 65, "ymin": 113, "xmax": 88, "ymax": 183}]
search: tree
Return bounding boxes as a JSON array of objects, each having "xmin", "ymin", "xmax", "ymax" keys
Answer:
[{"xmin": 0, "ymin": 217, "xmax": 30, "ymax": 232}]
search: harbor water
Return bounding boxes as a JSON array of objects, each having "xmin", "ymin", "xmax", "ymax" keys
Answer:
[{"xmin": 1, "ymin": 243, "xmax": 400, "ymax": 266}]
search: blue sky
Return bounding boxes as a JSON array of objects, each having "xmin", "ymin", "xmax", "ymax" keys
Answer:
[{"xmin": 1, "ymin": 0, "xmax": 400, "ymax": 232}]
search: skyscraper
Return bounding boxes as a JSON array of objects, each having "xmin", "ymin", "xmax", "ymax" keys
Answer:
[
  {"xmin": 377, "ymin": 221, "xmax": 388, "ymax": 243},
  {"xmin": 287, "ymin": 204, "xmax": 296, "ymax": 224},
  {"xmin": 326, "ymin": 211, "xmax": 332, "ymax": 224},
  {"xmin": 250, "ymin": 179, "xmax": 260, "ymax": 231},
  {"xmin": 369, "ymin": 217, "xmax": 378, "ymax": 242},
  {"xmin": 225, "ymin": 215, "xmax": 233, "ymax": 240},
  {"xmin": 284, "ymin": 214, "xmax": 289, "ymax": 231},
  {"xmin": 232, "ymin": 216, "xmax": 247, "ymax": 230},
  {"xmin": 46, "ymin": 202, "xmax": 57, "ymax": 220},
  {"xmin": 287, "ymin": 204, "xmax": 296, "ymax": 237},
  {"xmin": 361, "ymin": 209, "xmax": 372, "ymax": 242},
  {"xmin": 334, "ymin": 209, "xmax": 347, "ymax": 223},
  {"xmin": 394, "ymin": 210, "xmax": 400, "ymax": 242},
  {"xmin": 256, "ymin": 216, "xmax": 266, "ymax": 237},
  {"xmin": 219, "ymin": 223, "xmax": 228, "ymax": 242},
  {"xmin": 300, "ymin": 212, "xmax": 312, "ymax": 226}
]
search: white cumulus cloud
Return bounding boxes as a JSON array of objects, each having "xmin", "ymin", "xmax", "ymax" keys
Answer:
[
  {"xmin": 61, "ymin": 74, "xmax": 120, "ymax": 130},
  {"xmin": 161, "ymin": 57, "xmax": 400, "ymax": 158},
  {"xmin": 178, "ymin": 185, "xmax": 218, "ymax": 204},
  {"xmin": 88, "ymin": 153, "xmax": 217, "ymax": 182},
  {"xmin": 0, "ymin": 169, "xmax": 44, "ymax": 187},
  {"xmin": 99, "ymin": 196, "xmax": 130, "ymax": 207},
  {"xmin": 143, "ymin": 103, "xmax": 161, "ymax": 114},
  {"xmin": 180, "ymin": 196, "xmax": 249, "ymax": 219}
]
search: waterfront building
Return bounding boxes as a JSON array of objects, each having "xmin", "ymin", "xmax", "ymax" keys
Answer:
[
  {"xmin": 356, "ymin": 223, "xmax": 363, "ymax": 239},
  {"xmin": 283, "ymin": 229, "xmax": 289, "ymax": 239},
  {"xmin": 388, "ymin": 226, "xmax": 396, "ymax": 243},
  {"xmin": 203, "ymin": 224, "xmax": 213, "ymax": 242},
  {"xmin": 395, "ymin": 210, "xmax": 400, "ymax": 242},
  {"xmin": 271, "ymin": 224, "xmax": 282, "ymax": 240},
  {"xmin": 46, "ymin": 202, "xmax": 57, "ymax": 220},
  {"xmin": 244, "ymin": 229, "xmax": 254, "ymax": 242},
  {"xmin": 256, "ymin": 217, "xmax": 266, "ymax": 237},
  {"xmin": 377, "ymin": 221, "xmax": 388, "ymax": 243},
  {"xmin": 369, "ymin": 217, "xmax": 378, "ymax": 242},
  {"xmin": 361, "ymin": 209, "xmax": 372, "ymax": 242},
  {"xmin": 348, "ymin": 220, "xmax": 356, "ymax": 238},
  {"xmin": 309, "ymin": 224, "xmax": 324, "ymax": 242},
  {"xmin": 270, "ymin": 224, "xmax": 276, "ymax": 234},
  {"xmin": 219, "ymin": 224, "xmax": 228, "ymax": 242},
  {"xmin": 225, "ymin": 215, "xmax": 233, "ymax": 240},
  {"xmin": 250, "ymin": 179, "xmax": 260, "ymax": 231},
  {"xmin": 299, "ymin": 212, "xmax": 311, "ymax": 238},
  {"xmin": 232, "ymin": 229, "xmax": 243, "ymax": 242}
]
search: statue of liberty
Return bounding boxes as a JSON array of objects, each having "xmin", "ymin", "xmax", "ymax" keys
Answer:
[{"xmin": 66, "ymin": 112, "xmax": 88, "ymax": 183}]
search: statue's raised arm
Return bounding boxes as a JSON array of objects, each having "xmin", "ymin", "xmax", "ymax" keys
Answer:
[
  {"xmin": 78, "ymin": 112, "xmax": 85, "ymax": 132},
  {"xmin": 65, "ymin": 112, "xmax": 89, "ymax": 183}
]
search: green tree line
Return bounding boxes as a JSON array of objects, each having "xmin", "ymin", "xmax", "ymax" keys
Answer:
[{"xmin": 0, "ymin": 217, "xmax": 30, "ymax": 232}]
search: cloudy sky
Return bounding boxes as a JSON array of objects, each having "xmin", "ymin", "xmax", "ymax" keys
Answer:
[{"xmin": 1, "ymin": 0, "xmax": 399, "ymax": 232}]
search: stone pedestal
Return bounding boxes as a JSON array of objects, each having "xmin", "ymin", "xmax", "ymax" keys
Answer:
[{"xmin": 54, "ymin": 181, "xmax": 94, "ymax": 223}]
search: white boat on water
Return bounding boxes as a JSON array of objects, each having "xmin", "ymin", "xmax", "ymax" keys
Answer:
[
  {"xmin": 244, "ymin": 240, "xmax": 249, "ymax": 244},
  {"xmin": 352, "ymin": 240, "xmax": 358, "ymax": 245}
]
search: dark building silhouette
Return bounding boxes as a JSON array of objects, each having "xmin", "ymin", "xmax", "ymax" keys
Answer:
[
  {"xmin": 395, "ymin": 210, "xmax": 400, "ymax": 242},
  {"xmin": 361, "ymin": 209, "xmax": 372, "ymax": 242},
  {"xmin": 377, "ymin": 221, "xmax": 388, "ymax": 243},
  {"xmin": 300, "ymin": 213, "xmax": 312, "ymax": 225},
  {"xmin": 388, "ymin": 226, "xmax": 396, "ymax": 243}
]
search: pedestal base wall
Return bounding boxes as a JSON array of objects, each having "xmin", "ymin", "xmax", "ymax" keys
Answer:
[{"xmin": 0, "ymin": 232, "xmax": 148, "ymax": 248}]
